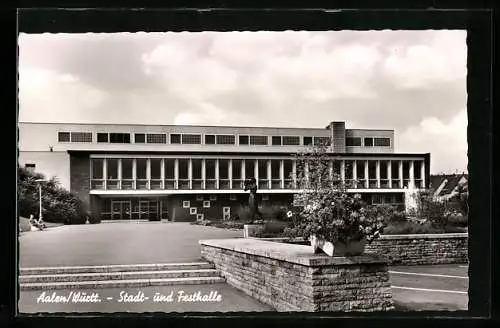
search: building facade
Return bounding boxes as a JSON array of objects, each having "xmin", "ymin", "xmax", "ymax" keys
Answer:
[{"xmin": 18, "ymin": 121, "xmax": 430, "ymax": 221}]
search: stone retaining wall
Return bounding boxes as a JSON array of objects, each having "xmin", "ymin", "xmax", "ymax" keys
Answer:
[
  {"xmin": 365, "ymin": 233, "xmax": 468, "ymax": 265},
  {"xmin": 200, "ymin": 238, "xmax": 394, "ymax": 312}
]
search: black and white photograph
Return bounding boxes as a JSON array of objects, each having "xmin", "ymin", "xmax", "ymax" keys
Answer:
[{"xmin": 17, "ymin": 26, "xmax": 469, "ymax": 313}]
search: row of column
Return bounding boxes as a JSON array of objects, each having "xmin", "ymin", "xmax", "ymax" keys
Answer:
[{"xmin": 92, "ymin": 158, "xmax": 426, "ymax": 190}]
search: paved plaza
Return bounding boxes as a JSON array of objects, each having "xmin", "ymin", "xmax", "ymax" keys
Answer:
[{"xmin": 18, "ymin": 222, "xmax": 468, "ymax": 312}]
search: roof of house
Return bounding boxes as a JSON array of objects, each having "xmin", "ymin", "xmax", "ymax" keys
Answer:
[{"xmin": 429, "ymin": 173, "xmax": 468, "ymax": 197}]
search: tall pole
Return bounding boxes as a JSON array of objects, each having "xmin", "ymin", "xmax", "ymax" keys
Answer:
[{"xmin": 39, "ymin": 183, "xmax": 43, "ymax": 221}]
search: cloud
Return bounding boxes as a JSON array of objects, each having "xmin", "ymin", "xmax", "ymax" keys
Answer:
[
  {"xmin": 397, "ymin": 109, "xmax": 467, "ymax": 173},
  {"xmin": 18, "ymin": 30, "xmax": 467, "ymax": 173}
]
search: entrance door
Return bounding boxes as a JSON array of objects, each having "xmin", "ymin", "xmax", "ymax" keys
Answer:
[
  {"xmin": 111, "ymin": 200, "xmax": 132, "ymax": 220},
  {"xmin": 139, "ymin": 201, "xmax": 150, "ymax": 220}
]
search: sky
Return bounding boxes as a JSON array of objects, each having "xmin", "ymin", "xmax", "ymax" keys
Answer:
[{"xmin": 18, "ymin": 30, "xmax": 467, "ymax": 174}]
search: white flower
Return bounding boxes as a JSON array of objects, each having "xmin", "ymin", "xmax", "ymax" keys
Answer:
[{"xmin": 287, "ymin": 211, "xmax": 293, "ymax": 218}]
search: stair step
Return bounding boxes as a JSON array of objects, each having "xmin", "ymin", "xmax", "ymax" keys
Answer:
[
  {"xmin": 20, "ymin": 269, "xmax": 219, "ymax": 283},
  {"xmin": 20, "ymin": 262, "xmax": 214, "ymax": 275},
  {"xmin": 20, "ymin": 276, "xmax": 226, "ymax": 291}
]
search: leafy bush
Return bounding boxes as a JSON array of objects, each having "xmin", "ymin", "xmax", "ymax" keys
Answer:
[
  {"xmin": 448, "ymin": 215, "xmax": 468, "ymax": 227},
  {"xmin": 18, "ymin": 168, "xmax": 90, "ymax": 225},
  {"xmin": 414, "ymin": 190, "xmax": 455, "ymax": 229},
  {"xmin": 19, "ymin": 217, "xmax": 32, "ymax": 232},
  {"xmin": 260, "ymin": 205, "xmax": 288, "ymax": 221},
  {"xmin": 383, "ymin": 220, "xmax": 467, "ymax": 235}
]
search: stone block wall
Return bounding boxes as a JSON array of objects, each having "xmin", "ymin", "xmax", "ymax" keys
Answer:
[
  {"xmin": 365, "ymin": 233, "xmax": 468, "ymax": 265},
  {"xmin": 200, "ymin": 239, "xmax": 394, "ymax": 312}
]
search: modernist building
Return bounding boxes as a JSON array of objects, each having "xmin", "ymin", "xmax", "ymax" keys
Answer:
[{"xmin": 18, "ymin": 121, "xmax": 430, "ymax": 221}]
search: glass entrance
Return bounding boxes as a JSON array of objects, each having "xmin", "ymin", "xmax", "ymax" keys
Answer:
[{"xmin": 111, "ymin": 200, "xmax": 132, "ymax": 220}]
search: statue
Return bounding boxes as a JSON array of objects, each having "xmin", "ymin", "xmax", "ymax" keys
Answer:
[{"xmin": 244, "ymin": 177, "xmax": 262, "ymax": 222}]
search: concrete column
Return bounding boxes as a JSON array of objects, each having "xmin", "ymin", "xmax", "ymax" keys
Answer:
[
  {"xmin": 118, "ymin": 159, "xmax": 122, "ymax": 189},
  {"xmin": 364, "ymin": 160, "xmax": 369, "ymax": 188},
  {"xmin": 201, "ymin": 159, "xmax": 206, "ymax": 190},
  {"xmin": 340, "ymin": 160, "xmax": 345, "ymax": 184},
  {"xmin": 103, "ymin": 158, "xmax": 107, "ymax": 190},
  {"xmin": 292, "ymin": 160, "xmax": 297, "ymax": 189},
  {"xmin": 421, "ymin": 160, "xmax": 426, "ymax": 189},
  {"xmin": 241, "ymin": 159, "xmax": 245, "ymax": 183},
  {"xmin": 147, "ymin": 158, "xmax": 151, "ymax": 190},
  {"xmin": 267, "ymin": 159, "xmax": 272, "ymax": 189},
  {"xmin": 132, "ymin": 158, "xmax": 136, "ymax": 189},
  {"xmin": 160, "ymin": 158, "xmax": 165, "ymax": 189},
  {"xmin": 254, "ymin": 159, "xmax": 259, "ymax": 185},
  {"xmin": 329, "ymin": 160, "xmax": 334, "ymax": 182},
  {"xmin": 280, "ymin": 159, "xmax": 284, "ymax": 189},
  {"xmin": 215, "ymin": 159, "xmax": 220, "ymax": 189},
  {"xmin": 376, "ymin": 160, "xmax": 381, "ymax": 188},
  {"xmin": 353, "ymin": 160, "xmax": 357, "ymax": 188},
  {"xmin": 387, "ymin": 160, "xmax": 392, "ymax": 189},
  {"xmin": 398, "ymin": 160, "xmax": 403, "ymax": 188},
  {"xmin": 409, "ymin": 160, "xmax": 415, "ymax": 189},
  {"xmin": 174, "ymin": 159, "xmax": 179, "ymax": 190},
  {"xmin": 228, "ymin": 159, "xmax": 233, "ymax": 189},
  {"xmin": 188, "ymin": 158, "xmax": 193, "ymax": 189}
]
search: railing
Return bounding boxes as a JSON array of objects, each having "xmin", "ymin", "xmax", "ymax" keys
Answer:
[
  {"xmin": 192, "ymin": 179, "xmax": 203, "ymax": 190},
  {"xmin": 271, "ymin": 179, "xmax": 282, "ymax": 189},
  {"xmin": 258, "ymin": 180, "xmax": 269, "ymax": 189},
  {"xmin": 392, "ymin": 179, "xmax": 401, "ymax": 188},
  {"xmin": 356, "ymin": 179, "xmax": 367, "ymax": 188},
  {"xmin": 106, "ymin": 179, "xmax": 120, "ymax": 190},
  {"xmin": 403, "ymin": 179, "xmax": 410, "ymax": 188},
  {"xmin": 122, "ymin": 179, "xmax": 135, "ymax": 190},
  {"xmin": 284, "ymin": 179, "xmax": 295, "ymax": 189},
  {"xmin": 368, "ymin": 179, "xmax": 378, "ymax": 188},
  {"xmin": 380, "ymin": 179, "xmax": 391, "ymax": 188},
  {"xmin": 414, "ymin": 179, "xmax": 423, "ymax": 188},
  {"xmin": 219, "ymin": 179, "xmax": 230, "ymax": 190},
  {"xmin": 91, "ymin": 179, "xmax": 105, "ymax": 190},
  {"xmin": 164, "ymin": 179, "xmax": 176, "ymax": 190},
  {"xmin": 178, "ymin": 179, "xmax": 190, "ymax": 190},
  {"xmin": 150, "ymin": 179, "xmax": 163, "ymax": 190},
  {"xmin": 136, "ymin": 179, "xmax": 149, "ymax": 190},
  {"xmin": 232, "ymin": 179, "xmax": 244, "ymax": 190},
  {"xmin": 205, "ymin": 179, "xmax": 217, "ymax": 190}
]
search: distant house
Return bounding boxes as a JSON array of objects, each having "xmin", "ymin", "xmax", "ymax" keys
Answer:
[{"xmin": 429, "ymin": 173, "xmax": 468, "ymax": 202}]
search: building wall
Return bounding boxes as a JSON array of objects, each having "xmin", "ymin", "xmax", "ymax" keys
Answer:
[
  {"xmin": 69, "ymin": 153, "xmax": 91, "ymax": 211},
  {"xmin": 18, "ymin": 151, "xmax": 70, "ymax": 189},
  {"xmin": 346, "ymin": 129, "xmax": 394, "ymax": 153}
]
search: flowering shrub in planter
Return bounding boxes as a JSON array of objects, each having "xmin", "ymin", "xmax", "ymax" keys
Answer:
[{"xmin": 283, "ymin": 142, "xmax": 396, "ymax": 256}]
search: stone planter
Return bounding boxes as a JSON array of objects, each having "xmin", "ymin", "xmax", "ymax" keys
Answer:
[
  {"xmin": 310, "ymin": 235, "xmax": 367, "ymax": 256},
  {"xmin": 243, "ymin": 224, "xmax": 265, "ymax": 238}
]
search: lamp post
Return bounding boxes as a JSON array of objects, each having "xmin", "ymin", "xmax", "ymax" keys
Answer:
[{"xmin": 35, "ymin": 179, "xmax": 46, "ymax": 221}]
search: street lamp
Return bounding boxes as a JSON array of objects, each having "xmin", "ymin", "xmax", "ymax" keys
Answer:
[{"xmin": 35, "ymin": 179, "xmax": 47, "ymax": 221}]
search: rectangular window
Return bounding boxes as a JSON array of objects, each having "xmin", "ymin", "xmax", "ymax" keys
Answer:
[
  {"xmin": 282, "ymin": 136, "xmax": 300, "ymax": 145},
  {"xmin": 150, "ymin": 159, "xmax": 162, "ymax": 179},
  {"xmin": 136, "ymin": 159, "xmax": 147, "ymax": 179},
  {"xmin": 58, "ymin": 132, "xmax": 70, "ymax": 142},
  {"xmin": 107, "ymin": 159, "xmax": 119, "ymax": 179},
  {"xmin": 91, "ymin": 159, "xmax": 104, "ymax": 179},
  {"xmin": 364, "ymin": 137, "xmax": 374, "ymax": 147},
  {"xmin": 170, "ymin": 134, "xmax": 181, "ymax": 144},
  {"xmin": 219, "ymin": 159, "xmax": 229, "ymax": 179},
  {"xmin": 205, "ymin": 159, "xmax": 216, "ymax": 179},
  {"xmin": 232, "ymin": 159, "xmax": 242, "ymax": 179},
  {"xmin": 250, "ymin": 135, "xmax": 268, "ymax": 145},
  {"xmin": 109, "ymin": 133, "xmax": 130, "ymax": 144},
  {"xmin": 147, "ymin": 134, "xmax": 166, "ymax": 144},
  {"xmin": 71, "ymin": 132, "xmax": 92, "ymax": 142},
  {"xmin": 272, "ymin": 136, "xmax": 282, "ymax": 146},
  {"xmin": 374, "ymin": 137, "xmax": 391, "ymax": 147},
  {"xmin": 182, "ymin": 134, "xmax": 201, "ymax": 144},
  {"xmin": 135, "ymin": 133, "xmax": 145, "ymax": 143},
  {"xmin": 271, "ymin": 160, "xmax": 280, "ymax": 179},
  {"xmin": 258, "ymin": 160, "xmax": 268, "ymax": 179},
  {"xmin": 380, "ymin": 161, "xmax": 388, "ymax": 179},
  {"xmin": 97, "ymin": 133, "xmax": 109, "ymax": 143},
  {"xmin": 216, "ymin": 135, "xmax": 235, "ymax": 145},
  {"xmin": 284, "ymin": 160, "xmax": 293, "ymax": 180},
  {"xmin": 346, "ymin": 137, "xmax": 362, "ymax": 146},
  {"xmin": 178, "ymin": 159, "xmax": 189, "ymax": 179},
  {"xmin": 245, "ymin": 159, "xmax": 255, "ymax": 179},
  {"xmin": 165, "ymin": 159, "xmax": 175, "ymax": 179},
  {"xmin": 205, "ymin": 135, "xmax": 216, "ymax": 144},
  {"xmin": 303, "ymin": 136, "xmax": 313, "ymax": 146},
  {"xmin": 239, "ymin": 135, "xmax": 249, "ymax": 145},
  {"xmin": 192, "ymin": 159, "xmax": 202, "ymax": 179},
  {"xmin": 314, "ymin": 136, "xmax": 330, "ymax": 146},
  {"xmin": 122, "ymin": 159, "xmax": 133, "ymax": 179}
]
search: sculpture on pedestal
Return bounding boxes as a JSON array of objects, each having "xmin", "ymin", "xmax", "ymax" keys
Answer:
[{"xmin": 244, "ymin": 177, "xmax": 262, "ymax": 222}]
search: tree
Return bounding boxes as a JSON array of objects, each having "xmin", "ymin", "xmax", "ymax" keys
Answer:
[
  {"xmin": 285, "ymin": 141, "xmax": 392, "ymax": 244},
  {"xmin": 18, "ymin": 167, "xmax": 93, "ymax": 224}
]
